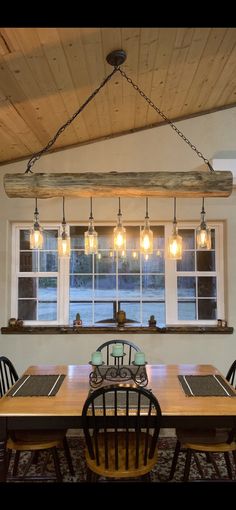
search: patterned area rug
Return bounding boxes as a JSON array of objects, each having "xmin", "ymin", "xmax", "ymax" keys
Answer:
[{"xmin": 7, "ymin": 436, "xmax": 236, "ymax": 483}]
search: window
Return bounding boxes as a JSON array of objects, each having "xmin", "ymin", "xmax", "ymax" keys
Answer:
[{"xmin": 11, "ymin": 222, "xmax": 224, "ymax": 327}]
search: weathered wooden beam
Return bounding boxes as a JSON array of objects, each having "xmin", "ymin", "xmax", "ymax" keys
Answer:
[{"xmin": 3, "ymin": 171, "xmax": 233, "ymax": 198}]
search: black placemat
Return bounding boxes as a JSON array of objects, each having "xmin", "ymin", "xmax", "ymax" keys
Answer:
[
  {"xmin": 178, "ymin": 374, "xmax": 236, "ymax": 397},
  {"xmin": 8, "ymin": 374, "xmax": 66, "ymax": 397}
]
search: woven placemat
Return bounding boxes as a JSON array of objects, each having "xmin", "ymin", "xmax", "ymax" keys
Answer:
[
  {"xmin": 178, "ymin": 374, "xmax": 236, "ymax": 397},
  {"xmin": 8, "ymin": 374, "xmax": 66, "ymax": 397}
]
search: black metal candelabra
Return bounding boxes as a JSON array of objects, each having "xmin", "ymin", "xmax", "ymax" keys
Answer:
[{"xmin": 89, "ymin": 354, "xmax": 148, "ymax": 388}]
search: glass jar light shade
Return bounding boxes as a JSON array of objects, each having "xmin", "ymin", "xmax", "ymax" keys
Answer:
[
  {"xmin": 30, "ymin": 223, "xmax": 43, "ymax": 249},
  {"xmin": 196, "ymin": 225, "xmax": 211, "ymax": 250},
  {"xmin": 140, "ymin": 224, "xmax": 153, "ymax": 254},
  {"xmin": 84, "ymin": 224, "xmax": 98, "ymax": 255},
  {"xmin": 58, "ymin": 228, "xmax": 71, "ymax": 257},
  {"xmin": 113, "ymin": 224, "xmax": 126, "ymax": 251},
  {"xmin": 167, "ymin": 232, "xmax": 182, "ymax": 259}
]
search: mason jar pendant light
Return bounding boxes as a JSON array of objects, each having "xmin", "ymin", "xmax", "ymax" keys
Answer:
[
  {"xmin": 196, "ymin": 198, "xmax": 211, "ymax": 250},
  {"xmin": 113, "ymin": 197, "xmax": 126, "ymax": 252},
  {"xmin": 140, "ymin": 197, "xmax": 153, "ymax": 255},
  {"xmin": 167, "ymin": 197, "xmax": 182, "ymax": 259},
  {"xmin": 30, "ymin": 198, "xmax": 43, "ymax": 249},
  {"xmin": 84, "ymin": 197, "xmax": 98, "ymax": 255},
  {"xmin": 58, "ymin": 196, "xmax": 71, "ymax": 257}
]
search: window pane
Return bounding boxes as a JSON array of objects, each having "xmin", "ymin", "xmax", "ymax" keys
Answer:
[
  {"xmin": 197, "ymin": 251, "xmax": 215, "ymax": 271},
  {"xmin": 18, "ymin": 300, "xmax": 36, "ymax": 320},
  {"xmin": 69, "ymin": 302, "xmax": 92, "ymax": 325},
  {"xmin": 94, "ymin": 302, "xmax": 115, "ymax": 323},
  {"xmin": 125, "ymin": 226, "xmax": 140, "ymax": 250},
  {"xmin": 118, "ymin": 252, "xmax": 140, "ymax": 273},
  {"xmin": 20, "ymin": 230, "xmax": 30, "ymax": 250},
  {"xmin": 198, "ymin": 277, "xmax": 216, "ymax": 297},
  {"xmin": 70, "ymin": 251, "xmax": 92, "ymax": 273},
  {"xmin": 38, "ymin": 302, "xmax": 57, "ymax": 320},
  {"xmin": 120, "ymin": 302, "xmax": 140, "ymax": 323},
  {"xmin": 142, "ymin": 254, "xmax": 165, "ymax": 273},
  {"xmin": 18, "ymin": 277, "xmax": 37, "ymax": 298},
  {"xmin": 43, "ymin": 230, "xmax": 58, "ymax": 250},
  {"xmin": 177, "ymin": 277, "xmax": 196, "ymax": 298},
  {"xmin": 97, "ymin": 226, "xmax": 114, "ymax": 250},
  {"xmin": 142, "ymin": 302, "xmax": 165, "ymax": 327},
  {"xmin": 70, "ymin": 275, "xmax": 93, "ymax": 300},
  {"xmin": 142, "ymin": 275, "xmax": 165, "ymax": 298},
  {"xmin": 70, "ymin": 226, "xmax": 84, "ymax": 249},
  {"xmin": 20, "ymin": 252, "xmax": 38, "ymax": 272},
  {"xmin": 94, "ymin": 275, "xmax": 116, "ymax": 298},
  {"xmin": 153, "ymin": 226, "xmax": 165, "ymax": 250},
  {"xmin": 177, "ymin": 252, "xmax": 195, "ymax": 272},
  {"xmin": 95, "ymin": 252, "xmax": 116, "ymax": 273},
  {"xmin": 38, "ymin": 277, "xmax": 57, "ymax": 300},
  {"xmin": 198, "ymin": 299, "xmax": 217, "ymax": 319},
  {"xmin": 39, "ymin": 252, "xmax": 58, "ymax": 272},
  {"xmin": 178, "ymin": 301, "xmax": 196, "ymax": 320},
  {"xmin": 118, "ymin": 275, "xmax": 140, "ymax": 299},
  {"xmin": 179, "ymin": 229, "xmax": 195, "ymax": 249}
]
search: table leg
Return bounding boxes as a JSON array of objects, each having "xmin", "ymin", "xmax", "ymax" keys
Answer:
[{"xmin": 0, "ymin": 418, "xmax": 7, "ymax": 482}]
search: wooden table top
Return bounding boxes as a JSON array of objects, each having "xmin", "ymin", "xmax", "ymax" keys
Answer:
[{"xmin": 0, "ymin": 364, "xmax": 236, "ymax": 418}]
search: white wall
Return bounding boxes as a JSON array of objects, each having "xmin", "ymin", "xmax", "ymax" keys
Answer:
[{"xmin": 1, "ymin": 107, "xmax": 236, "ymax": 376}]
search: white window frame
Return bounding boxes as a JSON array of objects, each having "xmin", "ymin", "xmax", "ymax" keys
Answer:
[
  {"xmin": 11, "ymin": 220, "xmax": 225, "ymax": 327},
  {"xmin": 165, "ymin": 221, "xmax": 224, "ymax": 326}
]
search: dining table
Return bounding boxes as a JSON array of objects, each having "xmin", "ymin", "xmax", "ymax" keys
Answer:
[{"xmin": 0, "ymin": 363, "xmax": 236, "ymax": 482}]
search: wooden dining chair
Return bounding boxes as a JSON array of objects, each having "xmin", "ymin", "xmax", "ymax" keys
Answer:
[
  {"xmin": 169, "ymin": 361, "xmax": 236, "ymax": 481},
  {"xmin": 0, "ymin": 356, "xmax": 74, "ymax": 481},
  {"xmin": 82, "ymin": 384, "xmax": 162, "ymax": 482},
  {"xmin": 96, "ymin": 339, "xmax": 141, "ymax": 365}
]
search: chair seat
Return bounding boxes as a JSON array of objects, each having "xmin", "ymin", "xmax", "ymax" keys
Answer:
[
  {"xmin": 176, "ymin": 428, "xmax": 231, "ymax": 445},
  {"xmin": 7, "ymin": 430, "xmax": 66, "ymax": 451},
  {"xmin": 85, "ymin": 431, "xmax": 158, "ymax": 478}
]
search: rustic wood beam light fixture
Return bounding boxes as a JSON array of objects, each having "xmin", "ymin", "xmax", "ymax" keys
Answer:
[{"xmin": 4, "ymin": 49, "xmax": 233, "ymax": 199}]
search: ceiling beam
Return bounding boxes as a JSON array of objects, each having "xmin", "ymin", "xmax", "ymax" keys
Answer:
[{"xmin": 4, "ymin": 170, "xmax": 233, "ymax": 198}]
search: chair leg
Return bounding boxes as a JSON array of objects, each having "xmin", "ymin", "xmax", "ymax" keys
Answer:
[
  {"xmin": 6, "ymin": 449, "xmax": 12, "ymax": 474},
  {"xmin": 12, "ymin": 450, "xmax": 20, "ymax": 476},
  {"xmin": 224, "ymin": 452, "xmax": 233, "ymax": 479},
  {"xmin": 52, "ymin": 447, "xmax": 63, "ymax": 482},
  {"xmin": 169, "ymin": 439, "xmax": 181, "ymax": 480},
  {"xmin": 21, "ymin": 451, "xmax": 36, "ymax": 478},
  {"xmin": 183, "ymin": 449, "xmax": 192, "ymax": 482},
  {"xmin": 193, "ymin": 452, "xmax": 204, "ymax": 478},
  {"xmin": 63, "ymin": 436, "xmax": 74, "ymax": 476},
  {"xmin": 207, "ymin": 453, "xmax": 221, "ymax": 478},
  {"xmin": 86, "ymin": 467, "xmax": 93, "ymax": 482}
]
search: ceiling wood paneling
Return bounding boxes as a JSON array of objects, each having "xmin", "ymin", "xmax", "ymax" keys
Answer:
[{"xmin": 0, "ymin": 27, "xmax": 236, "ymax": 165}]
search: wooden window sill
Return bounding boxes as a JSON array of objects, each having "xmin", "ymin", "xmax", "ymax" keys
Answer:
[{"xmin": 1, "ymin": 326, "xmax": 234, "ymax": 334}]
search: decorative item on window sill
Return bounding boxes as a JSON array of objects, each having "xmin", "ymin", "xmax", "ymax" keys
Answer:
[
  {"xmin": 89, "ymin": 353, "xmax": 148, "ymax": 388},
  {"xmin": 116, "ymin": 310, "xmax": 126, "ymax": 326},
  {"xmin": 58, "ymin": 196, "xmax": 71, "ymax": 257},
  {"xmin": 113, "ymin": 197, "xmax": 126, "ymax": 253},
  {"xmin": 148, "ymin": 315, "xmax": 157, "ymax": 327},
  {"xmin": 84, "ymin": 197, "xmax": 98, "ymax": 255},
  {"xmin": 167, "ymin": 197, "xmax": 183, "ymax": 259},
  {"xmin": 30, "ymin": 198, "xmax": 43, "ymax": 250},
  {"xmin": 196, "ymin": 197, "xmax": 211, "ymax": 250},
  {"xmin": 73, "ymin": 313, "xmax": 82, "ymax": 328},
  {"xmin": 8, "ymin": 318, "xmax": 24, "ymax": 328},
  {"xmin": 140, "ymin": 197, "xmax": 153, "ymax": 257},
  {"xmin": 217, "ymin": 319, "xmax": 227, "ymax": 328}
]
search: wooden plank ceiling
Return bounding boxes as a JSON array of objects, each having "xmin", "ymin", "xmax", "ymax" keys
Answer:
[{"xmin": 0, "ymin": 27, "xmax": 236, "ymax": 166}]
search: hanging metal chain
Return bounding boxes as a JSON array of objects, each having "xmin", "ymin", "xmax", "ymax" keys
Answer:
[
  {"xmin": 25, "ymin": 67, "xmax": 119, "ymax": 174},
  {"xmin": 117, "ymin": 67, "xmax": 214, "ymax": 173}
]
